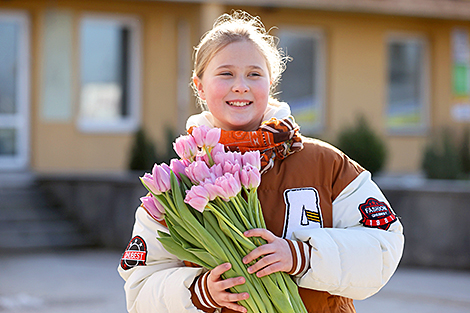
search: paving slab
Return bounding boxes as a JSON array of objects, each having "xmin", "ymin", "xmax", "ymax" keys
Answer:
[
  {"xmin": 1, "ymin": 249, "xmax": 469, "ymax": 313},
  {"xmin": 354, "ymin": 267, "xmax": 470, "ymax": 313},
  {"xmin": 0, "ymin": 249, "xmax": 126, "ymax": 313}
]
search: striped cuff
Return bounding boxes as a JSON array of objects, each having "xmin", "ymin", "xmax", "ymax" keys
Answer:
[
  {"xmin": 285, "ymin": 239, "xmax": 311, "ymax": 277},
  {"xmin": 194, "ymin": 271, "xmax": 220, "ymax": 310}
]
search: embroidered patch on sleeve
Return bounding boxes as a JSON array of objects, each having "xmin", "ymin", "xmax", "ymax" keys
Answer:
[
  {"xmin": 120, "ymin": 236, "xmax": 147, "ymax": 270},
  {"xmin": 358, "ymin": 197, "xmax": 397, "ymax": 230}
]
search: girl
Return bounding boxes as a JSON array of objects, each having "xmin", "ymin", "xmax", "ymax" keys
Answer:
[{"xmin": 119, "ymin": 11, "xmax": 404, "ymax": 313}]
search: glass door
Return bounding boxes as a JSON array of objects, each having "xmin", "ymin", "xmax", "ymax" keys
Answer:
[{"xmin": 0, "ymin": 12, "xmax": 30, "ymax": 170}]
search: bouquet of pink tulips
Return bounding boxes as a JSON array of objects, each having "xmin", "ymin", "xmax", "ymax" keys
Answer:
[{"xmin": 139, "ymin": 125, "xmax": 307, "ymax": 313}]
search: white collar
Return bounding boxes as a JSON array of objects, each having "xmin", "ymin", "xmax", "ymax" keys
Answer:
[{"xmin": 185, "ymin": 102, "xmax": 292, "ymax": 130}]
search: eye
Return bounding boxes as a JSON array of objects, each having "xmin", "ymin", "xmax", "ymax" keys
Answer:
[
  {"xmin": 249, "ymin": 72, "xmax": 261, "ymax": 77},
  {"xmin": 219, "ymin": 72, "xmax": 232, "ymax": 76}
]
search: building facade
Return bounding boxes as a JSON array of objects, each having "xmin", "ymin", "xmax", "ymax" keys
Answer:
[{"xmin": 1, "ymin": 0, "xmax": 470, "ymax": 176}]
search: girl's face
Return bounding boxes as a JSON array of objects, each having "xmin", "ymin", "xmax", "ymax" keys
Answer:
[{"xmin": 193, "ymin": 40, "xmax": 271, "ymax": 131}]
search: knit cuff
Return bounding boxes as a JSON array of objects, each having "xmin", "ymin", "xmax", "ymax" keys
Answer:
[
  {"xmin": 194, "ymin": 271, "xmax": 220, "ymax": 310},
  {"xmin": 285, "ymin": 239, "xmax": 311, "ymax": 277}
]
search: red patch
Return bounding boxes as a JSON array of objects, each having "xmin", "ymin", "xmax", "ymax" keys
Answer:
[
  {"xmin": 358, "ymin": 198, "xmax": 397, "ymax": 230},
  {"xmin": 121, "ymin": 236, "xmax": 147, "ymax": 270}
]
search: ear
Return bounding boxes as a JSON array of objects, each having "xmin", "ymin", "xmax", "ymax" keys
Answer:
[{"xmin": 193, "ymin": 76, "xmax": 206, "ymax": 100}]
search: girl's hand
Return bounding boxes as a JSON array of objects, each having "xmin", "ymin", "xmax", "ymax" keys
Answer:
[
  {"xmin": 242, "ymin": 229, "xmax": 293, "ymax": 277},
  {"xmin": 207, "ymin": 263, "xmax": 250, "ymax": 313}
]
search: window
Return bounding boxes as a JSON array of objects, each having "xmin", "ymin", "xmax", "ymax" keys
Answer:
[
  {"xmin": 278, "ymin": 28, "xmax": 325, "ymax": 134},
  {"xmin": 0, "ymin": 11, "xmax": 29, "ymax": 169},
  {"xmin": 386, "ymin": 35, "xmax": 428, "ymax": 133},
  {"xmin": 78, "ymin": 15, "xmax": 141, "ymax": 133}
]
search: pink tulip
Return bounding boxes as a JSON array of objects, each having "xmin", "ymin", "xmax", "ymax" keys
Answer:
[
  {"xmin": 240, "ymin": 164, "xmax": 261, "ymax": 189},
  {"xmin": 140, "ymin": 173, "xmax": 160, "ymax": 195},
  {"xmin": 173, "ymin": 135, "xmax": 198, "ymax": 160},
  {"xmin": 160, "ymin": 162, "xmax": 172, "ymax": 175},
  {"xmin": 170, "ymin": 158, "xmax": 190, "ymax": 179},
  {"xmin": 210, "ymin": 143, "xmax": 225, "ymax": 158},
  {"xmin": 185, "ymin": 160, "xmax": 211, "ymax": 184},
  {"xmin": 140, "ymin": 194, "xmax": 165, "ymax": 220},
  {"xmin": 214, "ymin": 172, "xmax": 241, "ymax": 201},
  {"xmin": 209, "ymin": 163, "xmax": 224, "ymax": 180},
  {"xmin": 140, "ymin": 162, "xmax": 171, "ymax": 195},
  {"xmin": 242, "ymin": 151, "xmax": 261, "ymax": 170},
  {"xmin": 184, "ymin": 185, "xmax": 210, "ymax": 212},
  {"xmin": 222, "ymin": 162, "xmax": 241, "ymax": 176},
  {"xmin": 150, "ymin": 163, "xmax": 171, "ymax": 194},
  {"xmin": 233, "ymin": 152, "xmax": 244, "ymax": 166},
  {"xmin": 214, "ymin": 150, "xmax": 241, "ymax": 166},
  {"xmin": 206, "ymin": 128, "xmax": 222, "ymax": 147},
  {"xmin": 201, "ymin": 182, "xmax": 225, "ymax": 201},
  {"xmin": 192, "ymin": 125, "xmax": 221, "ymax": 148}
]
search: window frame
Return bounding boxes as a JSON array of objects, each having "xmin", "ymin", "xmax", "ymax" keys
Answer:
[
  {"xmin": 0, "ymin": 10, "xmax": 30, "ymax": 170},
  {"xmin": 277, "ymin": 26, "xmax": 326, "ymax": 134},
  {"xmin": 77, "ymin": 13, "xmax": 141, "ymax": 133},
  {"xmin": 385, "ymin": 33, "xmax": 430, "ymax": 135}
]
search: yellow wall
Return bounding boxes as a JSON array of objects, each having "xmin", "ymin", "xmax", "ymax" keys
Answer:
[
  {"xmin": 236, "ymin": 6, "xmax": 470, "ymax": 173},
  {"xmin": 1, "ymin": 0, "xmax": 200, "ymax": 173},
  {"xmin": 2, "ymin": 1, "xmax": 470, "ymax": 174}
]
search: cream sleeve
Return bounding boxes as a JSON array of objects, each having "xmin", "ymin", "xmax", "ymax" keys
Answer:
[{"xmin": 291, "ymin": 171, "xmax": 404, "ymax": 300}]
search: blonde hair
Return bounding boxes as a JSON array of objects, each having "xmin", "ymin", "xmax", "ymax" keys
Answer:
[{"xmin": 192, "ymin": 10, "xmax": 287, "ymax": 108}]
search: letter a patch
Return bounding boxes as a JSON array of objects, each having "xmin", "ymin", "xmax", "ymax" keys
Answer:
[{"xmin": 283, "ymin": 188, "xmax": 323, "ymax": 239}]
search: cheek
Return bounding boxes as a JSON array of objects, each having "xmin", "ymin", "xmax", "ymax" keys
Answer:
[
  {"xmin": 253, "ymin": 81, "xmax": 270, "ymax": 100},
  {"xmin": 206, "ymin": 81, "xmax": 229, "ymax": 101}
]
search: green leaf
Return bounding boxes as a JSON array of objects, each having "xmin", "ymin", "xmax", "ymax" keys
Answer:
[
  {"xmin": 169, "ymin": 172, "xmax": 227, "ymax": 258},
  {"xmin": 157, "ymin": 236, "xmax": 211, "ymax": 269},
  {"xmin": 171, "ymin": 224, "xmax": 205, "ymax": 249},
  {"xmin": 203, "ymin": 211, "xmax": 272, "ymax": 313},
  {"xmin": 185, "ymin": 248, "xmax": 221, "ymax": 268}
]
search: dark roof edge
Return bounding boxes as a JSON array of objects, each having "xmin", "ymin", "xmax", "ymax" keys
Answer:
[{"xmin": 154, "ymin": 0, "xmax": 470, "ymax": 21}]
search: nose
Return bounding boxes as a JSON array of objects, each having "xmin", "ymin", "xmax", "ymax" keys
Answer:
[{"xmin": 232, "ymin": 77, "xmax": 249, "ymax": 93}]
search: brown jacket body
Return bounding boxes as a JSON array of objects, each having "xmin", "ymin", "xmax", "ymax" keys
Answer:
[{"xmin": 193, "ymin": 137, "xmax": 364, "ymax": 313}]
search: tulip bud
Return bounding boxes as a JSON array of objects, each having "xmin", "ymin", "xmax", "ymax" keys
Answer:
[
  {"xmin": 151, "ymin": 163, "xmax": 171, "ymax": 194},
  {"xmin": 173, "ymin": 135, "xmax": 198, "ymax": 160},
  {"xmin": 185, "ymin": 160, "xmax": 211, "ymax": 184},
  {"xmin": 184, "ymin": 185, "xmax": 210, "ymax": 212},
  {"xmin": 140, "ymin": 194, "xmax": 165, "ymax": 220},
  {"xmin": 240, "ymin": 164, "xmax": 261, "ymax": 189},
  {"xmin": 243, "ymin": 151, "xmax": 261, "ymax": 170}
]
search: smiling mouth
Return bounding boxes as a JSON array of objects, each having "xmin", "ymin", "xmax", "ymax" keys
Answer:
[{"xmin": 227, "ymin": 101, "xmax": 253, "ymax": 107}]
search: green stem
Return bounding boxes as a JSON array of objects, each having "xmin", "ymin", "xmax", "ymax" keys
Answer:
[
  {"xmin": 206, "ymin": 203, "xmax": 256, "ymax": 251},
  {"xmin": 203, "ymin": 146, "xmax": 215, "ymax": 166},
  {"xmin": 203, "ymin": 211, "xmax": 268, "ymax": 313},
  {"xmin": 215, "ymin": 198, "xmax": 247, "ymax": 233},
  {"xmin": 232, "ymin": 195, "xmax": 254, "ymax": 230}
]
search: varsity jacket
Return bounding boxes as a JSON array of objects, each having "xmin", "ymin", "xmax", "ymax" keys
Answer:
[{"xmin": 118, "ymin": 106, "xmax": 404, "ymax": 313}]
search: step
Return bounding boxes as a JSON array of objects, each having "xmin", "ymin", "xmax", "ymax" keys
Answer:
[
  {"xmin": 0, "ymin": 205, "xmax": 63, "ymax": 223},
  {"xmin": 0, "ymin": 220, "xmax": 94, "ymax": 250},
  {"xmin": 0, "ymin": 183, "xmax": 95, "ymax": 251}
]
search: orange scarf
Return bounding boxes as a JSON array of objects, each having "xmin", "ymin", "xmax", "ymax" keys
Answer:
[{"xmin": 191, "ymin": 116, "xmax": 303, "ymax": 174}]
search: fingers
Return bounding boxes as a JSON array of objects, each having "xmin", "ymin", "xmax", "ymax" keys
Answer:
[
  {"xmin": 245, "ymin": 253, "xmax": 283, "ymax": 277},
  {"xmin": 243, "ymin": 231, "xmax": 293, "ymax": 277},
  {"xmin": 207, "ymin": 263, "xmax": 249, "ymax": 313},
  {"xmin": 210, "ymin": 262, "xmax": 232, "ymax": 279},
  {"xmin": 243, "ymin": 243, "xmax": 275, "ymax": 265},
  {"xmin": 217, "ymin": 288, "xmax": 249, "ymax": 313},
  {"xmin": 213, "ymin": 274, "xmax": 246, "ymax": 291},
  {"xmin": 244, "ymin": 228, "xmax": 276, "ymax": 242},
  {"xmin": 226, "ymin": 302, "xmax": 248, "ymax": 313}
]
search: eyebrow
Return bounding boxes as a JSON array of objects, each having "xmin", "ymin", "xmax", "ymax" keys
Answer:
[{"xmin": 216, "ymin": 64, "xmax": 265, "ymax": 71}]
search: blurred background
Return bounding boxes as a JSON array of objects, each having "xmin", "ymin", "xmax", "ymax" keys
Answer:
[{"xmin": 0, "ymin": 0, "xmax": 469, "ymax": 312}]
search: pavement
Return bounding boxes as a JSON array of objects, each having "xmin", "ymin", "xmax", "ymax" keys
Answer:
[{"xmin": 0, "ymin": 249, "xmax": 469, "ymax": 313}]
